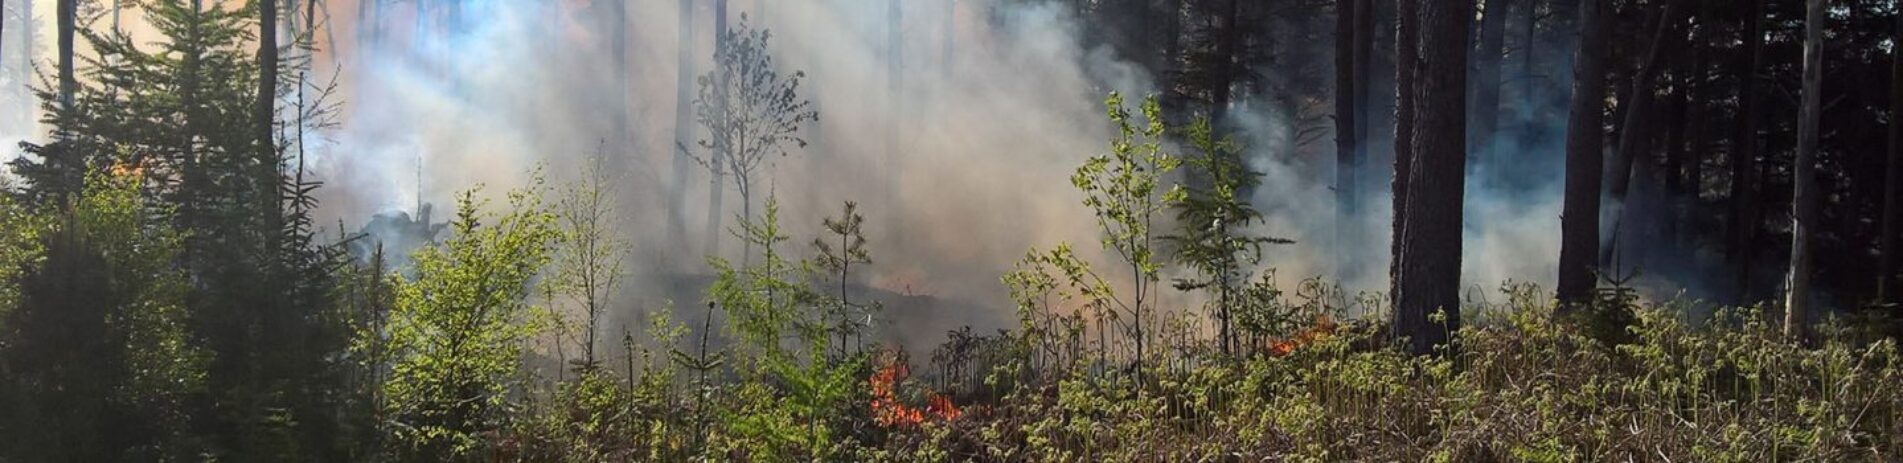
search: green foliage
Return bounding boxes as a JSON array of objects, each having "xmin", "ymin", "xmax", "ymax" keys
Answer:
[
  {"xmin": 374, "ymin": 183, "xmax": 560, "ymax": 460},
  {"xmin": 814, "ymin": 201, "xmax": 878, "ymax": 357},
  {"xmin": 1167, "ymin": 117, "xmax": 1291, "ymax": 355},
  {"xmin": 0, "ymin": 173, "xmax": 209, "ymax": 461}
]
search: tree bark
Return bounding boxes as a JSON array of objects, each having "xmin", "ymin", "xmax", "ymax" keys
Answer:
[
  {"xmin": 1557, "ymin": 0, "xmax": 1608, "ymax": 306},
  {"xmin": 258, "ymin": 0, "xmax": 279, "ymax": 151},
  {"xmin": 1729, "ymin": 0, "xmax": 1764, "ymax": 304},
  {"xmin": 1680, "ymin": 0, "xmax": 1711, "ymax": 246},
  {"xmin": 1393, "ymin": 0, "xmax": 1468, "ymax": 357},
  {"xmin": 1784, "ymin": 0, "xmax": 1824, "ymax": 340},
  {"xmin": 1391, "ymin": 0, "xmax": 1419, "ymax": 314},
  {"xmin": 1883, "ymin": 2, "xmax": 1903, "ymax": 307}
]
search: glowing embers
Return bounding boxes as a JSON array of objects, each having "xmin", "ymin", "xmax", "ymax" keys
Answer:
[{"xmin": 869, "ymin": 350, "xmax": 961, "ymax": 427}]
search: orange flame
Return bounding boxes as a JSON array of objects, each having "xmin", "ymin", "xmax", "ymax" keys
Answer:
[
  {"xmin": 870, "ymin": 351, "xmax": 960, "ymax": 427},
  {"xmin": 1268, "ymin": 315, "xmax": 1338, "ymax": 357}
]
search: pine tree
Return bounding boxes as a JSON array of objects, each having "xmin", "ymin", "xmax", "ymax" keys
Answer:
[
  {"xmin": 1392, "ymin": 0, "xmax": 1470, "ymax": 356},
  {"xmin": 1558, "ymin": 0, "xmax": 1609, "ymax": 306}
]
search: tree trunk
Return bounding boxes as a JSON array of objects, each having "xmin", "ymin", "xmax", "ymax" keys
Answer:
[
  {"xmin": 57, "ymin": 0, "xmax": 73, "ymax": 110},
  {"xmin": 1883, "ymin": 3, "xmax": 1903, "ymax": 307},
  {"xmin": 1392, "ymin": 0, "xmax": 1419, "ymax": 311},
  {"xmin": 704, "ymin": 0, "xmax": 730, "ymax": 260},
  {"xmin": 1336, "ymin": 0, "xmax": 1358, "ymax": 229},
  {"xmin": 1784, "ymin": 0, "xmax": 1824, "ymax": 340},
  {"xmin": 1602, "ymin": 1, "xmax": 1682, "ymax": 266},
  {"xmin": 672, "ymin": 0, "xmax": 695, "ymax": 265},
  {"xmin": 1393, "ymin": 0, "xmax": 1469, "ymax": 357},
  {"xmin": 1470, "ymin": 0, "xmax": 1507, "ymax": 168},
  {"xmin": 258, "ymin": 0, "xmax": 279, "ymax": 151},
  {"xmin": 1212, "ymin": 0, "xmax": 1241, "ymax": 126},
  {"xmin": 1680, "ymin": 0, "xmax": 1711, "ymax": 246},
  {"xmin": 1557, "ymin": 0, "xmax": 1608, "ymax": 306},
  {"xmin": 1730, "ymin": 0, "xmax": 1764, "ymax": 304}
]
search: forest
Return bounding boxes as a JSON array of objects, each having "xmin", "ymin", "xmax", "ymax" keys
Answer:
[{"xmin": 0, "ymin": 0, "xmax": 1902, "ymax": 461}]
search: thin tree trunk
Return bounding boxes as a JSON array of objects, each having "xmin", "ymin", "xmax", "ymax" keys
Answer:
[
  {"xmin": 1394, "ymin": 0, "xmax": 1469, "ymax": 356},
  {"xmin": 1336, "ymin": 0, "xmax": 1358, "ymax": 230},
  {"xmin": 57, "ymin": 0, "xmax": 73, "ymax": 109},
  {"xmin": 1212, "ymin": 0, "xmax": 1241, "ymax": 126},
  {"xmin": 1557, "ymin": 0, "xmax": 1608, "ymax": 306},
  {"xmin": 1784, "ymin": 0, "xmax": 1824, "ymax": 340},
  {"xmin": 1681, "ymin": 0, "xmax": 1710, "ymax": 246},
  {"xmin": 1602, "ymin": 1, "xmax": 1682, "ymax": 265},
  {"xmin": 259, "ymin": 0, "xmax": 280, "ymax": 151},
  {"xmin": 1471, "ymin": 0, "xmax": 1507, "ymax": 167},
  {"xmin": 1392, "ymin": 0, "xmax": 1419, "ymax": 310},
  {"xmin": 672, "ymin": 0, "xmax": 695, "ymax": 265},
  {"xmin": 704, "ymin": 0, "xmax": 729, "ymax": 260},
  {"xmin": 1883, "ymin": 4, "xmax": 1903, "ymax": 307},
  {"xmin": 1730, "ymin": 0, "xmax": 1764, "ymax": 304}
]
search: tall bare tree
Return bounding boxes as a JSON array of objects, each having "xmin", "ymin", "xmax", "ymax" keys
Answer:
[
  {"xmin": 1391, "ymin": 0, "xmax": 1418, "ymax": 310},
  {"xmin": 1557, "ymin": 0, "xmax": 1608, "ymax": 305},
  {"xmin": 57, "ymin": 0, "xmax": 73, "ymax": 109},
  {"xmin": 692, "ymin": 17, "xmax": 817, "ymax": 263},
  {"xmin": 1335, "ymin": 0, "xmax": 1358, "ymax": 227},
  {"xmin": 1784, "ymin": 0, "xmax": 1824, "ymax": 339},
  {"xmin": 1729, "ymin": 0, "xmax": 1765, "ymax": 303},
  {"xmin": 672, "ymin": 0, "xmax": 695, "ymax": 263},
  {"xmin": 1884, "ymin": 2, "xmax": 1903, "ymax": 307},
  {"xmin": 1393, "ymin": 0, "xmax": 1470, "ymax": 356},
  {"xmin": 1470, "ymin": 0, "xmax": 1508, "ymax": 165},
  {"xmin": 258, "ymin": 0, "xmax": 280, "ymax": 151},
  {"xmin": 1602, "ymin": 1, "xmax": 1684, "ymax": 264}
]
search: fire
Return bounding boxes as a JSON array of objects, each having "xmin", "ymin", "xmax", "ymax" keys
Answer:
[
  {"xmin": 869, "ymin": 350, "xmax": 960, "ymax": 427},
  {"xmin": 108, "ymin": 160, "xmax": 149, "ymax": 179},
  {"xmin": 1268, "ymin": 315, "xmax": 1338, "ymax": 357}
]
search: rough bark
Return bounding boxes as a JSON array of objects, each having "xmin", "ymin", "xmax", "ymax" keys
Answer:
[
  {"xmin": 1557, "ymin": 0, "xmax": 1608, "ymax": 306},
  {"xmin": 1784, "ymin": 0, "xmax": 1824, "ymax": 339},
  {"xmin": 1729, "ymin": 0, "xmax": 1764, "ymax": 303},
  {"xmin": 1884, "ymin": 4, "xmax": 1903, "ymax": 306},
  {"xmin": 1393, "ymin": 0, "xmax": 1468, "ymax": 357},
  {"xmin": 1391, "ymin": 0, "xmax": 1419, "ymax": 313}
]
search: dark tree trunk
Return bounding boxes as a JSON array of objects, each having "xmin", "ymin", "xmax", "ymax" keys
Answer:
[
  {"xmin": 1602, "ymin": 1, "xmax": 1682, "ymax": 265},
  {"xmin": 1883, "ymin": 3, "xmax": 1903, "ymax": 307},
  {"xmin": 1557, "ymin": 0, "xmax": 1608, "ymax": 306},
  {"xmin": 258, "ymin": 0, "xmax": 279, "ymax": 151},
  {"xmin": 57, "ymin": 0, "xmax": 73, "ymax": 110},
  {"xmin": 1393, "ymin": 0, "xmax": 1469, "ymax": 357},
  {"xmin": 1680, "ymin": 0, "xmax": 1711, "ymax": 246},
  {"xmin": 1729, "ymin": 0, "xmax": 1764, "ymax": 304},
  {"xmin": 1336, "ymin": 0, "xmax": 1358, "ymax": 227},
  {"xmin": 1391, "ymin": 0, "xmax": 1419, "ymax": 313},
  {"xmin": 1470, "ymin": 0, "xmax": 1507, "ymax": 167},
  {"xmin": 1784, "ymin": 0, "xmax": 1824, "ymax": 339},
  {"xmin": 1212, "ymin": 0, "xmax": 1241, "ymax": 126},
  {"xmin": 672, "ymin": 0, "xmax": 695, "ymax": 264}
]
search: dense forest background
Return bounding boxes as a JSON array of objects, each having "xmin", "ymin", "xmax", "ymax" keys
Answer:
[{"xmin": 0, "ymin": 0, "xmax": 1901, "ymax": 461}]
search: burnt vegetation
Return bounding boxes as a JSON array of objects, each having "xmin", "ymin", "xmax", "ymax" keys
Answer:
[{"xmin": 1, "ymin": 0, "xmax": 1903, "ymax": 461}]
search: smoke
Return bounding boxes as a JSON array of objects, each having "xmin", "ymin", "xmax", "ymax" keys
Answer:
[{"xmin": 0, "ymin": 0, "xmax": 1694, "ymax": 347}]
